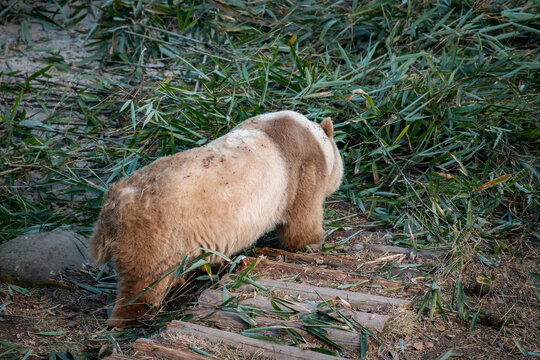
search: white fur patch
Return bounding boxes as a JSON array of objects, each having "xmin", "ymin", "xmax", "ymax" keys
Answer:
[
  {"xmin": 257, "ymin": 111, "xmax": 335, "ymax": 174},
  {"xmin": 210, "ymin": 128, "xmax": 268, "ymax": 150},
  {"xmin": 226, "ymin": 128, "xmax": 265, "ymax": 145},
  {"xmin": 119, "ymin": 186, "xmax": 137, "ymax": 196}
]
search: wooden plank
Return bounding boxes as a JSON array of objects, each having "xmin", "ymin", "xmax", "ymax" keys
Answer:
[
  {"xmin": 347, "ymin": 243, "xmax": 446, "ymax": 259},
  {"xmin": 163, "ymin": 320, "xmax": 346, "ymax": 360},
  {"xmin": 324, "ymin": 230, "xmax": 446, "ymax": 258},
  {"xmin": 132, "ymin": 338, "xmax": 212, "ymax": 360},
  {"xmin": 182, "ymin": 308, "xmax": 363, "ymax": 351},
  {"xmin": 197, "ymin": 289, "xmax": 389, "ymax": 332},
  {"xmin": 328, "ymin": 230, "xmax": 394, "ymax": 243},
  {"xmin": 231, "ymin": 277, "xmax": 411, "ymax": 310},
  {"xmin": 237, "ymin": 257, "xmax": 403, "ymax": 290},
  {"xmin": 254, "ymin": 248, "xmax": 363, "ymax": 269},
  {"xmin": 253, "ymin": 248, "xmax": 422, "ymax": 279}
]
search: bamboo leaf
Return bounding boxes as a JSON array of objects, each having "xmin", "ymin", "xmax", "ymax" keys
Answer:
[{"xmin": 473, "ymin": 174, "xmax": 512, "ymax": 192}]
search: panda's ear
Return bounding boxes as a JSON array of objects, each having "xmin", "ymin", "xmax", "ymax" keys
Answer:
[{"xmin": 321, "ymin": 117, "xmax": 334, "ymax": 137}]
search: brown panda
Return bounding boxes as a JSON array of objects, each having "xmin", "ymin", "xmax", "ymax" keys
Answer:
[{"xmin": 90, "ymin": 111, "xmax": 343, "ymax": 327}]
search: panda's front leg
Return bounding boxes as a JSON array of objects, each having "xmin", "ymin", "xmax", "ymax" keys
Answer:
[
  {"xmin": 276, "ymin": 168, "xmax": 326, "ymax": 251},
  {"xmin": 276, "ymin": 204, "xmax": 325, "ymax": 251}
]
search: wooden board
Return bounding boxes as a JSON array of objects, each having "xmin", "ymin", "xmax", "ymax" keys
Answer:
[
  {"xmin": 132, "ymin": 338, "xmax": 216, "ymax": 360},
  {"xmin": 236, "ymin": 256, "xmax": 403, "ymax": 290},
  {"xmin": 197, "ymin": 289, "xmax": 390, "ymax": 332},
  {"xmin": 163, "ymin": 320, "xmax": 347, "ymax": 359},
  {"xmin": 253, "ymin": 247, "xmax": 423, "ymax": 278},
  {"xmin": 182, "ymin": 308, "xmax": 370, "ymax": 352},
  {"xmin": 254, "ymin": 248, "xmax": 364, "ymax": 269},
  {"xmin": 228, "ymin": 277, "xmax": 411, "ymax": 310},
  {"xmin": 342, "ymin": 243, "xmax": 446, "ymax": 259}
]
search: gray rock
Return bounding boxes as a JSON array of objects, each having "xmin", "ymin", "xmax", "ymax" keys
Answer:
[{"xmin": 0, "ymin": 231, "xmax": 92, "ymax": 287}]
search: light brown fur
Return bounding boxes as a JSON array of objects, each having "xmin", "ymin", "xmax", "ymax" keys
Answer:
[{"xmin": 90, "ymin": 111, "xmax": 343, "ymax": 327}]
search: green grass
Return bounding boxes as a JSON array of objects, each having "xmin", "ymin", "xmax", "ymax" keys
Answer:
[
  {"xmin": 2, "ymin": 0, "xmax": 537, "ymax": 246},
  {"xmin": 0, "ymin": 0, "xmax": 538, "ymax": 330}
]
